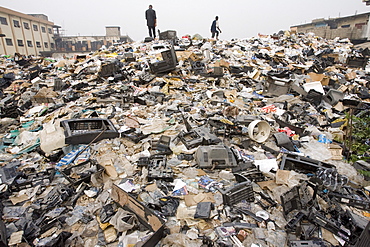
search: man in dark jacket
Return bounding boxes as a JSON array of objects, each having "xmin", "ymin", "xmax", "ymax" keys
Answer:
[
  {"xmin": 145, "ymin": 5, "xmax": 157, "ymax": 39},
  {"xmin": 211, "ymin": 16, "xmax": 222, "ymax": 40}
]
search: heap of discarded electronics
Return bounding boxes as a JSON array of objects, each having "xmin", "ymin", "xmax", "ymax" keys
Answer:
[{"xmin": 0, "ymin": 32, "xmax": 369, "ymax": 247}]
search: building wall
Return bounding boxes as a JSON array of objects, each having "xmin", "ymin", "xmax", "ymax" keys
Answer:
[
  {"xmin": 106, "ymin": 26, "xmax": 121, "ymax": 37},
  {"xmin": 303, "ymin": 26, "xmax": 367, "ymax": 40},
  {"xmin": 22, "ymin": 19, "xmax": 37, "ymax": 55},
  {"xmin": 9, "ymin": 15, "xmax": 27, "ymax": 55},
  {"xmin": 0, "ymin": 6, "xmax": 55, "ymax": 56},
  {"xmin": 56, "ymin": 35, "xmax": 133, "ymax": 53},
  {"xmin": 0, "ymin": 12, "xmax": 14, "ymax": 55},
  {"xmin": 0, "ymin": 7, "xmax": 132, "ymax": 56},
  {"xmin": 291, "ymin": 12, "xmax": 370, "ymax": 41}
]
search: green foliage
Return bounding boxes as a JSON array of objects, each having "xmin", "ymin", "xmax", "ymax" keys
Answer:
[
  {"xmin": 345, "ymin": 112, "xmax": 370, "ymax": 163},
  {"xmin": 358, "ymin": 170, "xmax": 370, "ymax": 178}
]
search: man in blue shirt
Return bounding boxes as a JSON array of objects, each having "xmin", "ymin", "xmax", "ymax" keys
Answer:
[
  {"xmin": 145, "ymin": 5, "xmax": 157, "ymax": 39},
  {"xmin": 211, "ymin": 16, "xmax": 222, "ymax": 40}
]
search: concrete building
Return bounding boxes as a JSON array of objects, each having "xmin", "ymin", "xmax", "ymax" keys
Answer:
[
  {"xmin": 0, "ymin": 6, "xmax": 56, "ymax": 56},
  {"xmin": 291, "ymin": 12, "xmax": 370, "ymax": 43},
  {"xmin": 0, "ymin": 6, "xmax": 133, "ymax": 58},
  {"xmin": 54, "ymin": 26, "xmax": 133, "ymax": 54}
]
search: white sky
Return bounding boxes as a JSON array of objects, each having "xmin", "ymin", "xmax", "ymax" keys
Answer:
[{"xmin": 1, "ymin": 0, "xmax": 369, "ymax": 41}]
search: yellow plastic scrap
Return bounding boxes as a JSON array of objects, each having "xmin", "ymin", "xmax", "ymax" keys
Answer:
[
  {"xmin": 97, "ymin": 216, "xmax": 111, "ymax": 230},
  {"xmin": 163, "ymin": 78, "xmax": 171, "ymax": 85},
  {"xmin": 161, "ymin": 83, "xmax": 170, "ymax": 95},
  {"xmin": 292, "ymin": 134, "xmax": 300, "ymax": 141},
  {"xmin": 105, "ymin": 53, "xmax": 118, "ymax": 58},
  {"xmin": 164, "ymin": 77, "xmax": 182, "ymax": 85},
  {"xmin": 363, "ymin": 212, "xmax": 370, "ymax": 218},
  {"xmin": 331, "ymin": 118, "xmax": 348, "ymax": 130},
  {"xmin": 220, "ymin": 118, "xmax": 234, "ymax": 125}
]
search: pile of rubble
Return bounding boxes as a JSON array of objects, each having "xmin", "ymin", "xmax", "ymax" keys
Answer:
[{"xmin": 0, "ymin": 32, "xmax": 369, "ymax": 247}]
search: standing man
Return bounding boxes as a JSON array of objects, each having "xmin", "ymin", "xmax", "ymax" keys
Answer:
[
  {"xmin": 210, "ymin": 16, "xmax": 222, "ymax": 40},
  {"xmin": 146, "ymin": 5, "xmax": 157, "ymax": 39}
]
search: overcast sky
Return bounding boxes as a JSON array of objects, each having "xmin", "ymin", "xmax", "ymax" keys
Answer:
[{"xmin": 1, "ymin": 1, "xmax": 369, "ymax": 41}]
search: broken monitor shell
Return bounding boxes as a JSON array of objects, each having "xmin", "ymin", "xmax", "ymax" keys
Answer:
[{"xmin": 195, "ymin": 145, "xmax": 237, "ymax": 169}]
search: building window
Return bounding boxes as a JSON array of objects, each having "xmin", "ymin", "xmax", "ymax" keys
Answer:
[
  {"xmin": 27, "ymin": 40, "xmax": 33, "ymax": 47},
  {"xmin": 329, "ymin": 23, "xmax": 338, "ymax": 29},
  {"xmin": 33, "ymin": 24, "xmax": 38, "ymax": 31},
  {"xmin": 44, "ymin": 42, "xmax": 48, "ymax": 48},
  {"xmin": 315, "ymin": 23, "xmax": 326, "ymax": 28},
  {"xmin": 41, "ymin": 26, "xmax": 46, "ymax": 33},
  {"xmin": 341, "ymin": 24, "xmax": 350, "ymax": 28},
  {"xmin": 50, "ymin": 43, "xmax": 55, "ymax": 49},
  {"xmin": 13, "ymin": 20, "xmax": 21, "ymax": 28},
  {"xmin": 355, "ymin": 23, "xmax": 366, "ymax": 29},
  {"xmin": 23, "ymin": 22, "xmax": 30, "ymax": 29},
  {"xmin": 17, "ymin": 40, "xmax": 24, "ymax": 47},
  {"xmin": 5, "ymin": 38, "xmax": 13, "ymax": 46},
  {"xmin": 36, "ymin": 41, "xmax": 41, "ymax": 48},
  {"xmin": 0, "ymin": 17, "xmax": 7, "ymax": 25},
  {"xmin": 48, "ymin": 28, "xmax": 52, "ymax": 34}
]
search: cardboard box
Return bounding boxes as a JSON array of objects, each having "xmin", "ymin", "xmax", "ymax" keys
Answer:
[
  {"xmin": 175, "ymin": 51, "xmax": 192, "ymax": 61},
  {"xmin": 189, "ymin": 53, "xmax": 202, "ymax": 61},
  {"xmin": 328, "ymin": 144, "xmax": 343, "ymax": 160},
  {"xmin": 215, "ymin": 59, "xmax": 230, "ymax": 68},
  {"xmin": 308, "ymin": 72, "xmax": 325, "ymax": 82},
  {"xmin": 322, "ymin": 53, "xmax": 339, "ymax": 62},
  {"xmin": 111, "ymin": 184, "xmax": 165, "ymax": 247},
  {"xmin": 345, "ymin": 71, "xmax": 357, "ymax": 81},
  {"xmin": 307, "ymin": 72, "xmax": 329, "ymax": 86},
  {"xmin": 337, "ymin": 85, "xmax": 348, "ymax": 92}
]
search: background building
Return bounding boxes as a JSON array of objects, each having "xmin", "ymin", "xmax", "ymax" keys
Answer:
[
  {"xmin": 291, "ymin": 12, "xmax": 370, "ymax": 44},
  {"xmin": 54, "ymin": 26, "xmax": 133, "ymax": 54},
  {"xmin": 0, "ymin": 7, "xmax": 133, "ymax": 57},
  {"xmin": 0, "ymin": 6, "xmax": 56, "ymax": 56}
]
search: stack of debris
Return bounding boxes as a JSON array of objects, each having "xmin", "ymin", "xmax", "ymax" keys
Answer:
[{"xmin": 0, "ymin": 32, "xmax": 369, "ymax": 247}]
